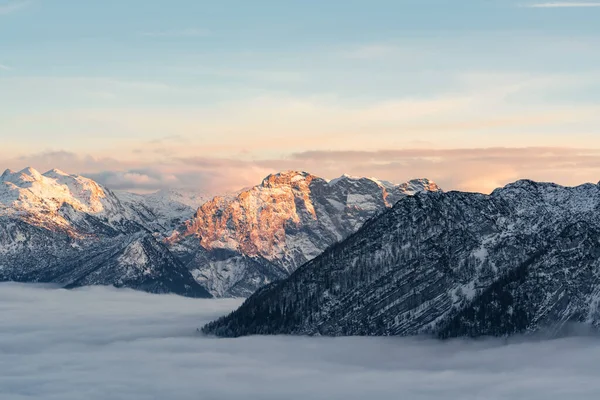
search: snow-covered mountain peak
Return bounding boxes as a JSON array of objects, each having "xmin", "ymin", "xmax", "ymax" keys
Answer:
[
  {"xmin": 330, "ymin": 173, "xmax": 362, "ymax": 182},
  {"xmin": 260, "ymin": 171, "xmax": 320, "ymax": 188},
  {"xmin": 146, "ymin": 188, "xmax": 210, "ymax": 208},
  {"xmin": 329, "ymin": 174, "xmax": 376, "ymax": 186},
  {"xmin": 170, "ymin": 171, "xmax": 442, "ymax": 296},
  {"xmin": 2, "ymin": 167, "xmax": 45, "ymax": 185},
  {"xmin": 43, "ymin": 170, "xmax": 109, "ymax": 213},
  {"xmin": 202, "ymin": 178, "xmax": 600, "ymax": 337},
  {"xmin": 397, "ymin": 178, "xmax": 441, "ymax": 195},
  {"xmin": 43, "ymin": 168, "xmax": 70, "ymax": 177},
  {"xmin": 20, "ymin": 166, "xmax": 44, "ymax": 179},
  {"xmin": 114, "ymin": 187, "xmax": 213, "ymax": 234},
  {"xmin": 0, "ymin": 167, "xmax": 120, "ymax": 226},
  {"xmin": 329, "ymin": 175, "xmax": 440, "ymax": 194},
  {"xmin": 366, "ymin": 177, "xmax": 396, "ymax": 189},
  {"xmin": 2, "ymin": 167, "xmax": 70, "ymax": 207},
  {"xmin": 1, "ymin": 169, "xmax": 14, "ymax": 178},
  {"xmin": 491, "ymin": 180, "xmax": 600, "ymax": 219}
]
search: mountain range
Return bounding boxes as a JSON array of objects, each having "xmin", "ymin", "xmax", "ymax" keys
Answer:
[
  {"xmin": 0, "ymin": 167, "xmax": 211, "ymax": 297},
  {"xmin": 7, "ymin": 165, "xmax": 600, "ymax": 338},
  {"xmin": 202, "ymin": 180, "xmax": 600, "ymax": 338},
  {"xmin": 0, "ymin": 167, "xmax": 438, "ymax": 298},
  {"xmin": 167, "ymin": 171, "xmax": 440, "ymax": 296}
]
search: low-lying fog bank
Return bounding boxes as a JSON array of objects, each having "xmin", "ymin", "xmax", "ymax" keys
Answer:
[{"xmin": 1, "ymin": 283, "xmax": 599, "ymax": 400}]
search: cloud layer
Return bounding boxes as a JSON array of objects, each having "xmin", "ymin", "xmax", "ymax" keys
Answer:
[
  {"xmin": 2, "ymin": 71, "xmax": 600, "ymax": 194},
  {"xmin": 0, "ymin": 0, "xmax": 29, "ymax": 15},
  {"xmin": 2, "ymin": 283, "xmax": 600, "ymax": 400},
  {"xmin": 4, "ymin": 146, "xmax": 600, "ymax": 195}
]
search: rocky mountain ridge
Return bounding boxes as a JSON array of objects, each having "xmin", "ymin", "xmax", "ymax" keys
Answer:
[
  {"xmin": 167, "ymin": 171, "xmax": 440, "ymax": 296},
  {"xmin": 1, "ymin": 167, "xmax": 439, "ymax": 298},
  {"xmin": 202, "ymin": 180, "xmax": 600, "ymax": 337},
  {"xmin": 0, "ymin": 167, "xmax": 211, "ymax": 297}
]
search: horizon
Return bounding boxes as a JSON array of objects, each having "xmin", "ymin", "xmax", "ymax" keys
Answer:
[
  {"xmin": 0, "ymin": 164, "xmax": 439, "ymax": 194},
  {"xmin": 2, "ymin": 1, "xmax": 600, "ymax": 193},
  {"xmin": 4, "ymin": 163, "xmax": 600, "ymax": 196}
]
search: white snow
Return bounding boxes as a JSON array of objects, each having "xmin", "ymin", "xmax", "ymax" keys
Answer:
[
  {"xmin": 14, "ymin": 232, "xmax": 26, "ymax": 243},
  {"xmin": 0, "ymin": 166, "xmax": 215, "ymax": 238},
  {"xmin": 472, "ymin": 244, "xmax": 489, "ymax": 262},
  {"xmin": 115, "ymin": 188, "xmax": 211, "ymax": 232},
  {"xmin": 118, "ymin": 241, "xmax": 149, "ymax": 269},
  {"xmin": 328, "ymin": 174, "xmax": 395, "ymax": 191},
  {"xmin": 0, "ymin": 167, "xmax": 125, "ymax": 231},
  {"xmin": 346, "ymin": 193, "xmax": 379, "ymax": 211},
  {"xmin": 328, "ymin": 173, "xmax": 362, "ymax": 186},
  {"xmin": 191, "ymin": 257, "xmax": 250, "ymax": 297}
]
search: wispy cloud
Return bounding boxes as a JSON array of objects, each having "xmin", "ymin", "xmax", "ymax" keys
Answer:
[
  {"xmin": 0, "ymin": 63, "xmax": 11, "ymax": 71},
  {"xmin": 0, "ymin": 0, "xmax": 30, "ymax": 15},
  {"xmin": 139, "ymin": 28, "xmax": 210, "ymax": 38},
  {"xmin": 8, "ymin": 145, "xmax": 600, "ymax": 195},
  {"xmin": 3, "ymin": 72, "xmax": 600, "ymax": 193},
  {"xmin": 524, "ymin": 2, "xmax": 600, "ymax": 7},
  {"xmin": 341, "ymin": 44, "xmax": 399, "ymax": 60}
]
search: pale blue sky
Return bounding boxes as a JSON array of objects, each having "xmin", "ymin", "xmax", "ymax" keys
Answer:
[{"xmin": 1, "ymin": 0, "xmax": 600, "ymax": 192}]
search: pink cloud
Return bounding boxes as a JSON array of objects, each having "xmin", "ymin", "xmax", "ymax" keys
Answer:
[{"xmin": 4, "ymin": 147, "xmax": 600, "ymax": 195}]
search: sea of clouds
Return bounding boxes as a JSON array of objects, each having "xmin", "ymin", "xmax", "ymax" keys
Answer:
[{"xmin": 2, "ymin": 283, "xmax": 600, "ymax": 399}]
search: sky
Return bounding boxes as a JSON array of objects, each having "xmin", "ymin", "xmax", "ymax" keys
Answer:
[
  {"xmin": 3, "ymin": 283, "xmax": 600, "ymax": 400},
  {"xmin": 1, "ymin": 0, "xmax": 600, "ymax": 193}
]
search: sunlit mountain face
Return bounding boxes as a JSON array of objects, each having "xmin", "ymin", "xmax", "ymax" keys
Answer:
[
  {"xmin": 166, "ymin": 171, "xmax": 441, "ymax": 296},
  {"xmin": 0, "ymin": 166, "xmax": 439, "ymax": 298},
  {"xmin": 0, "ymin": 167, "xmax": 211, "ymax": 297},
  {"xmin": 203, "ymin": 179, "xmax": 600, "ymax": 338}
]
